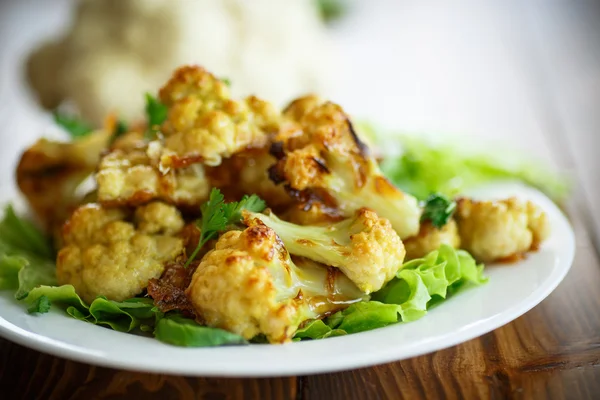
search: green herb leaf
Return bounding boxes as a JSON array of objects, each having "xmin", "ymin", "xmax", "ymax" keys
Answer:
[
  {"xmin": 221, "ymin": 77, "xmax": 231, "ymax": 86},
  {"xmin": 315, "ymin": 0, "xmax": 346, "ymax": 22},
  {"xmin": 53, "ymin": 111, "xmax": 94, "ymax": 138},
  {"xmin": 154, "ymin": 314, "xmax": 247, "ymax": 347},
  {"xmin": 421, "ymin": 193, "xmax": 456, "ymax": 228},
  {"xmin": 145, "ymin": 93, "xmax": 168, "ymax": 139},
  {"xmin": 221, "ymin": 194, "xmax": 266, "ymax": 224},
  {"xmin": 184, "ymin": 189, "xmax": 266, "ymax": 267},
  {"xmin": 109, "ymin": 119, "xmax": 128, "ymax": 145},
  {"xmin": 27, "ymin": 294, "xmax": 51, "ymax": 314}
]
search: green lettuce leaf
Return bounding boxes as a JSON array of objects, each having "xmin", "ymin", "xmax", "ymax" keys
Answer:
[
  {"xmin": 24, "ymin": 285, "xmax": 155, "ymax": 332},
  {"xmin": 27, "ymin": 294, "xmax": 51, "ymax": 314},
  {"xmin": 381, "ymin": 135, "xmax": 569, "ymax": 202},
  {"xmin": 294, "ymin": 319, "xmax": 347, "ymax": 340},
  {"xmin": 326, "ymin": 302, "xmax": 400, "ymax": 334},
  {"xmin": 322, "ymin": 245, "xmax": 487, "ymax": 334},
  {"xmin": 0, "ymin": 205, "xmax": 57, "ymax": 299},
  {"xmin": 372, "ymin": 244, "xmax": 487, "ymax": 318},
  {"xmin": 154, "ymin": 314, "xmax": 247, "ymax": 347}
]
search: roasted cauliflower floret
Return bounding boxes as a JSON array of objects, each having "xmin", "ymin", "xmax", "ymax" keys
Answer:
[
  {"xmin": 245, "ymin": 208, "xmax": 406, "ymax": 294},
  {"xmin": 269, "ymin": 96, "xmax": 421, "ymax": 238},
  {"xmin": 404, "ymin": 220, "xmax": 461, "ymax": 260},
  {"xmin": 280, "ymin": 202, "xmax": 345, "ymax": 226},
  {"xmin": 57, "ymin": 202, "xmax": 185, "ymax": 303},
  {"xmin": 455, "ymin": 197, "xmax": 551, "ymax": 262},
  {"xmin": 205, "ymin": 149, "xmax": 292, "ymax": 209},
  {"xmin": 186, "ymin": 224, "xmax": 365, "ymax": 343},
  {"xmin": 16, "ymin": 129, "xmax": 111, "ymax": 231},
  {"xmin": 96, "ymin": 143, "xmax": 209, "ymax": 207},
  {"xmin": 157, "ymin": 65, "xmax": 282, "ymax": 168}
]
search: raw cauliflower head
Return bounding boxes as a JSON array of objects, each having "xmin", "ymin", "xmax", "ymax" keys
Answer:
[
  {"xmin": 27, "ymin": 0, "xmax": 334, "ymax": 125},
  {"xmin": 455, "ymin": 197, "xmax": 551, "ymax": 262},
  {"xmin": 269, "ymin": 96, "xmax": 421, "ymax": 239},
  {"xmin": 157, "ymin": 66, "xmax": 283, "ymax": 168},
  {"xmin": 404, "ymin": 220, "xmax": 461, "ymax": 261},
  {"xmin": 57, "ymin": 202, "xmax": 185, "ymax": 303},
  {"xmin": 186, "ymin": 225, "xmax": 305, "ymax": 343}
]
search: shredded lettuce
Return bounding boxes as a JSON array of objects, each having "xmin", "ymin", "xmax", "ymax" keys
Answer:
[
  {"xmin": 295, "ymin": 244, "xmax": 487, "ymax": 340},
  {"xmin": 381, "ymin": 135, "xmax": 569, "ymax": 202}
]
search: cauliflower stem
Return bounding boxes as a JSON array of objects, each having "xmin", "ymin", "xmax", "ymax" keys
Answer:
[{"xmin": 244, "ymin": 208, "xmax": 406, "ymax": 294}]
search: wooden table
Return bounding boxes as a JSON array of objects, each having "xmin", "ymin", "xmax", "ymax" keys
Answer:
[{"xmin": 1, "ymin": 1, "xmax": 599, "ymax": 399}]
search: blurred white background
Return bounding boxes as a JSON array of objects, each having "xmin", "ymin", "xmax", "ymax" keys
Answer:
[{"xmin": 0, "ymin": 0, "xmax": 598, "ymax": 244}]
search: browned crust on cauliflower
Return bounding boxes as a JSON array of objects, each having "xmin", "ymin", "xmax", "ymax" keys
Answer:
[
  {"xmin": 96, "ymin": 144, "xmax": 209, "ymax": 208},
  {"xmin": 455, "ymin": 197, "xmax": 551, "ymax": 263},
  {"xmin": 57, "ymin": 202, "xmax": 184, "ymax": 303},
  {"xmin": 186, "ymin": 225, "xmax": 304, "ymax": 343},
  {"xmin": 16, "ymin": 130, "xmax": 111, "ymax": 231},
  {"xmin": 267, "ymin": 96, "xmax": 421, "ymax": 238},
  {"xmin": 157, "ymin": 65, "xmax": 283, "ymax": 168},
  {"xmin": 404, "ymin": 220, "xmax": 461, "ymax": 260}
]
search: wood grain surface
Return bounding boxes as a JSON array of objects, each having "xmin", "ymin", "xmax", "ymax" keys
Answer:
[{"xmin": 0, "ymin": 208, "xmax": 598, "ymax": 400}]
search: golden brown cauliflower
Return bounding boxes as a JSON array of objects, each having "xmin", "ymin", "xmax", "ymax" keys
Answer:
[
  {"xmin": 269, "ymin": 96, "xmax": 421, "ymax": 239},
  {"xmin": 57, "ymin": 202, "xmax": 185, "ymax": 303},
  {"xmin": 244, "ymin": 208, "xmax": 406, "ymax": 294},
  {"xmin": 404, "ymin": 220, "xmax": 461, "ymax": 260},
  {"xmin": 96, "ymin": 143, "xmax": 209, "ymax": 208},
  {"xmin": 455, "ymin": 197, "xmax": 551, "ymax": 262},
  {"xmin": 16, "ymin": 129, "xmax": 111, "ymax": 231},
  {"xmin": 204, "ymin": 149, "xmax": 292, "ymax": 209},
  {"xmin": 186, "ymin": 224, "xmax": 365, "ymax": 343},
  {"xmin": 156, "ymin": 66, "xmax": 283, "ymax": 168}
]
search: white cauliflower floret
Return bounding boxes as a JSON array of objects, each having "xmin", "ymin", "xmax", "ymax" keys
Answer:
[
  {"xmin": 404, "ymin": 220, "xmax": 461, "ymax": 260},
  {"xmin": 245, "ymin": 208, "xmax": 406, "ymax": 293},
  {"xmin": 157, "ymin": 66, "xmax": 282, "ymax": 168},
  {"xmin": 96, "ymin": 145, "xmax": 209, "ymax": 207},
  {"xmin": 455, "ymin": 197, "xmax": 551, "ymax": 262},
  {"xmin": 186, "ymin": 224, "xmax": 365, "ymax": 343},
  {"xmin": 57, "ymin": 202, "xmax": 184, "ymax": 303}
]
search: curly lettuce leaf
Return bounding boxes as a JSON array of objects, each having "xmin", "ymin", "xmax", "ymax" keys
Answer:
[
  {"xmin": 372, "ymin": 244, "xmax": 486, "ymax": 318},
  {"xmin": 154, "ymin": 314, "xmax": 247, "ymax": 347},
  {"xmin": 24, "ymin": 285, "xmax": 155, "ymax": 332},
  {"xmin": 0, "ymin": 205, "xmax": 57, "ymax": 298},
  {"xmin": 0, "ymin": 205, "xmax": 53, "ymax": 259},
  {"xmin": 381, "ymin": 135, "xmax": 569, "ymax": 202},
  {"xmin": 326, "ymin": 302, "xmax": 400, "ymax": 334},
  {"xmin": 294, "ymin": 319, "xmax": 347, "ymax": 340},
  {"xmin": 311, "ymin": 245, "xmax": 487, "ymax": 337}
]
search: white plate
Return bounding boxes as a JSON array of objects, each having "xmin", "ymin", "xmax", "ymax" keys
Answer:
[{"xmin": 0, "ymin": 183, "xmax": 575, "ymax": 377}]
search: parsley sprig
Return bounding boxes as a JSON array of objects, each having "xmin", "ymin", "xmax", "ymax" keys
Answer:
[
  {"xmin": 421, "ymin": 193, "xmax": 457, "ymax": 228},
  {"xmin": 184, "ymin": 189, "xmax": 266, "ymax": 268},
  {"xmin": 144, "ymin": 93, "xmax": 168, "ymax": 139},
  {"xmin": 53, "ymin": 111, "xmax": 94, "ymax": 138}
]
